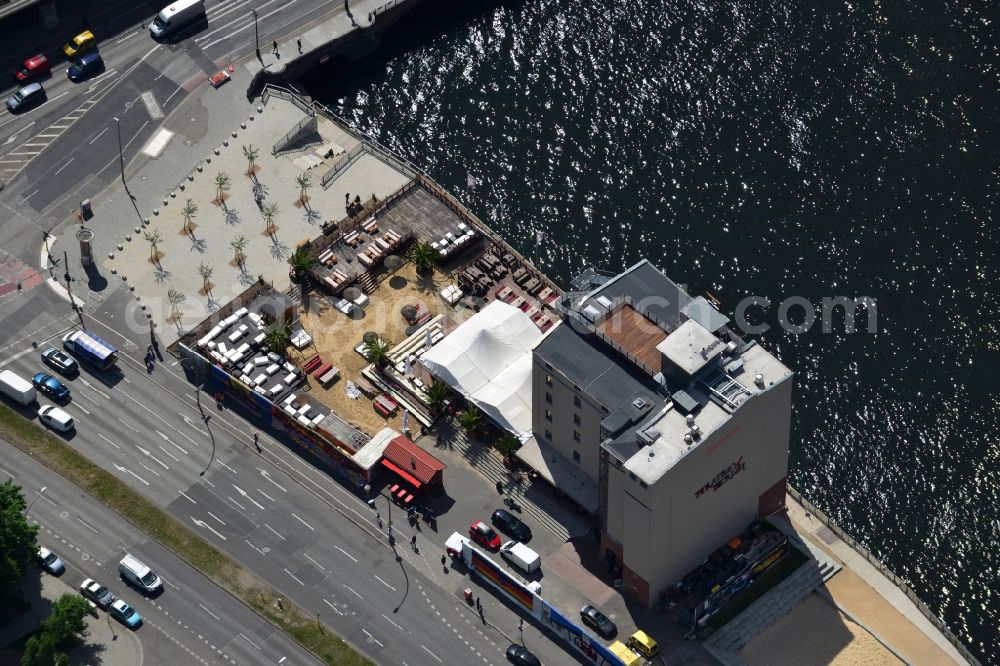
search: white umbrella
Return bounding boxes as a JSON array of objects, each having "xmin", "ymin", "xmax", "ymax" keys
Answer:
[
  {"xmin": 425, "ymin": 327, "xmax": 433, "ymax": 349},
  {"xmin": 402, "ymin": 409, "xmax": 410, "ymax": 432}
]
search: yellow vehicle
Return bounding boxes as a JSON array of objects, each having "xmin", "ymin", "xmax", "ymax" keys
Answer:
[
  {"xmin": 608, "ymin": 640, "xmax": 641, "ymax": 666},
  {"xmin": 63, "ymin": 31, "xmax": 96, "ymax": 57},
  {"xmin": 628, "ymin": 629, "xmax": 660, "ymax": 659}
]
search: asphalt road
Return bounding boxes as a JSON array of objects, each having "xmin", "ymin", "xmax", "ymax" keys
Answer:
[
  {"xmin": 1, "ymin": 438, "xmax": 322, "ymax": 666},
  {"xmin": 0, "ymin": 287, "xmax": 541, "ymax": 666}
]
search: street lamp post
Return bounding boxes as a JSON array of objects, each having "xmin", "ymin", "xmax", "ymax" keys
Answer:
[
  {"xmin": 112, "ymin": 117, "xmax": 144, "ymax": 225},
  {"xmin": 25, "ymin": 486, "xmax": 47, "ymax": 515},
  {"xmin": 250, "ymin": 9, "xmax": 260, "ymax": 60},
  {"xmin": 364, "ymin": 484, "xmax": 392, "ymax": 544}
]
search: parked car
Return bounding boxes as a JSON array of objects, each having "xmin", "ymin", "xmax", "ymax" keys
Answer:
[
  {"xmin": 505, "ymin": 644, "xmax": 541, "ymax": 666},
  {"xmin": 38, "ymin": 404, "xmax": 74, "ymax": 432},
  {"xmin": 63, "ymin": 30, "xmax": 96, "ymax": 57},
  {"xmin": 6, "ymin": 82, "xmax": 45, "ymax": 112},
  {"xmin": 67, "ymin": 52, "xmax": 104, "ymax": 81},
  {"xmin": 492, "ymin": 508, "xmax": 532, "ymax": 542},
  {"xmin": 580, "ymin": 604, "xmax": 617, "ymax": 639},
  {"xmin": 42, "ymin": 347, "xmax": 78, "ymax": 374},
  {"xmin": 14, "ymin": 54, "xmax": 50, "ymax": 82},
  {"xmin": 469, "ymin": 520, "xmax": 501, "ymax": 549},
  {"xmin": 38, "ymin": 547, "xmax": 65, "ymax": 575},
  {"xmin": 32, "ymin": 372, "xmax": 70, "ymax": 401},
  {"xmin": 79, "ymin": 578, "xmax": 115, "ymax": 608},
  {"xmin": 109, "ymin": 599, "xmax": 142, "ymax": 628}
]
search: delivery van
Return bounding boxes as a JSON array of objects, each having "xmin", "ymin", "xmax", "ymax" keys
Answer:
[
  {"xmin": 119, "ymin": 554, "xmax": 162, "ymax": 593},
  {"xmin": 608, "ymin": 640, "xmax": 641, "ymax": 666},
  {"xmin": 149, "ymin": 0, "xmax": 206, "ymax": 39},
  {"xmin": 499, "ymin": 541, "xmax": 541, "ymax": 574},
  {"xmin": 14, "ymin": 54, "xmax": 50, "ymax": 82},
  {"xmin": 0, "ymin": 370, "xmax": 37, "ymax": 405},
  {"xmin": 628, "ymin": 630, "xmax": 660, "ymax": 659}
]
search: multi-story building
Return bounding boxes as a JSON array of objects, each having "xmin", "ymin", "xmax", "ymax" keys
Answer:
[{"xmin": 529, "ymin": 260, "xmax": 793, "ymax": 606}]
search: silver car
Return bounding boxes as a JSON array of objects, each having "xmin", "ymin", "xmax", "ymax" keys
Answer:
[
  {"xmin": 38, "ymin": 547, "xmax": 65, "ymax": 575},
  {"xmin": 80, "ymin": 578, "xmax": 115, "ymax": 608}
]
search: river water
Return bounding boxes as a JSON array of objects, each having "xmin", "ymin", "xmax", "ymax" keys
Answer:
[{"xmin": 302, "ymin": 0, "xmax": 997, "ymax": 660}]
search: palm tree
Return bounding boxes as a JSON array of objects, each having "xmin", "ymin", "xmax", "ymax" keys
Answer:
[
  {"xmin": 458, "ymin": 404, "xmax": 483, "ymax": 434},
  {"xmin": 214, "ymin": 172, "xmax": 231, "ymax": 206},
  {"xmin": 167, "ymin": 288, "xmax": 186, "ymax": 318},
  {"xmin": 262, "ymin": 201, "xmax": 278, "ymax": 235},
  {"xmin": 143, "ymin": 228, "xmax": 163, "ymax": 263},
  {"xmin": 423, "ymin": 379, "xmax": 450, "ymax": 415},
  {"xmin": 295, "ymin": 173, "xmax": 312, "ymax": 206},
  {"xmin": 497, "ymin": 432, "xmax": 520, "ymax": 465},
  {"xmin": 363, "ymin": 336, "xmax": 392, "ymax": 369},
  {"xmin": 288, "ymin": 248, "xmax": 316, "ymax": 281},
  {"xmin": 230, "ymin": 235, "xmax": 247, "ymax": 267},
  {"xmin": 242, "ymin": 144, "xmax": 259, "ymax": 176},
  {"xmin": 181, "ymin": 198, "xmax": 198, "ymax": 234},
  {"xmin": 265, "ymin": 319, "xmax": 290, "ymax": 353},
  {"xmin": 196, "ymin": 262, "xmax": 213, "ymax": 294},
  {"xmin": 408, "ymin": 241, "xmax": 436, "ymax": 274}
]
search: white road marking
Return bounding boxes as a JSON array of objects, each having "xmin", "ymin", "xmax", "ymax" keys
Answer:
[
  {"xmin": 97, "ymin": 434, "xmax": 120, "ymax": 449},
  {"xmin": 256, "ymin": 468, "xmax": 287, "ymax": 492},
  {"xmin": 181, "ymin": 415, "xmax": 207, "ymax": 436},
  {"xmin": 199, "ymin": 0, "xmax": 305, "ymax": 49},
  {"xmin": 157, "ymin": 445, "xmax": 180, "ymax": 462},
  {"xmin": 137, "ymin": 461, "xmax": 161, "ymax": 477},
  {"xmin": 291, "ymin": 513, "xmax": 314, "ymax": 531},
  {"xmin": 197, "ymin": 603, "xmax": 220, "ymax": 621},
  {"xmin": 421, "ymin": 645, "xmax": 442, "ymax": 662},
  {"xmin": 77, "ymin": 390, "xmax": 100, "ymax": 406},
  {"xmin": 374, "ymin": 575, "xmax": 396, "ymax": 592},
  {"xmin": 264, "ymin": 523, "xmax": 285, "ymax": 540},
  {"xmin": 190, "ymin": 516, "xmax": 226, "ymax": 540},
  {"xmin": 217, "ymin": 460, "xmax": 237, "ymax": 474},
  {"xmin": 362, "ymin": 629, "xmax": 383, "ymax": 648},
  {"xmin": 116, "ymin": 31, "xmax": 138, "ymax": 44},
  {"xmin": 302, "ymin": 553, "xmax": 325, "ymax": 571},
  {"xmin": 155, "ymin": 430, "xmax": 188, "ymax": 455},
  {"xmin": 118, "ymin": 417, "xmax": 139, "ymax": 432},
  {"xmin": 284, "ymin": 568, "xmax": 304, "ymax": 585},
  {"xmin": 343, "ymin": 584, "xmax": 364, "ymax": 600},
  {"xmin": 178, "ymin": 490, "xmax": 197, "ymax": 504},
  {"xmin": 113, "ymin": 463, "xmax": 149, "ymax": 486},
  {"xmin": 207, "ymin": 511, "xmax": 225, "ymax": 526},
  {"xmin": 238, "ymin": 633, "xmax": 260, "ymax": 650},
  {"xmin": 244, "ymin": 539, "xmax": 267, "ymax": 556},
  {"xmin": 135, "ymin": 444, "xmax": 170, "ymax": 469},
  {"xmin": 53, "ymin": 157, "xmax": 75, "ymax": 175},
  {"xmin": 88, "ymin": 127, "xmax": 109, "ymax": 145},
  {"xmin": 70, "ymin": 402, "xmax": 90, "ymax": 415},
  {"xmin": 76, "ymin": 516, "xmax": 100, "ymax": 534},
  {"xmin": 382, "ymin": 614, "xmax": 404, "ymax": 631},
  {"xmin": 162, "ymin": 578, "xmax": 180, "ymax": 591},
  {"xmin": 79, "ymin": 379, "xmax": 110, "ymax": 400},
  {"xmin": 322, "ymin": 598, "xmax": 344, "ymax": 615},
  {"xmin": 256, "ymin": 488, "xmax": 276, "ymax": 502},
  {"xmin": 232, "ymin": 485, "xmax": 265, "ymax": 510},
  {"xmin": 227, "ymin": 496, "xmax": 246, "ymax": 511},
  {"xmin": 334, "ymin": 546, "xmax": 357, "ymax": 563}
]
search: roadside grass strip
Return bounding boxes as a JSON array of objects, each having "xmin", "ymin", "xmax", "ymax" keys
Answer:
[{"xmin": 0, "ymin": 403, "xmax": 371, "ymax": 666}]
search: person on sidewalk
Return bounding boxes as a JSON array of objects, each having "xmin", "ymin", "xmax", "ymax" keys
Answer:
[
  {"xmin": 272, "ymin": 41, "xmax": 279, "ymax": 58},
  {"xmin": 297, "ymin": 38, "xmax": 302, "ymax": 54}
]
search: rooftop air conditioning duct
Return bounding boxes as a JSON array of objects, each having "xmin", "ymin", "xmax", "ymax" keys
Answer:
[
  {"xmin": 685, "ymin": 414, "xmax": 696, "ymax": 428},
  {"xmin": 683, "ymin": 433, "xmax": 693, "ymax": 445},
  {"xmin": 754, "ymin": 373, "xmax": 765, "ymax": 388}
]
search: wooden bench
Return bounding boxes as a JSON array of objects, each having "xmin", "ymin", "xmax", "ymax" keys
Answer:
[
  {"xmin": 295, "ymin": 236, "xmax": 311, "ymax": 250},
  {"xmin": 317, "ymin": 366, "xmax": 339, "ymax": 385},
  {"xmin": 303, "ymin": 355, "xmax": 323, "ymax": 373},
  {"xmin": 313, "ymin": 362, "xmax": 333, "ymax": 378}
]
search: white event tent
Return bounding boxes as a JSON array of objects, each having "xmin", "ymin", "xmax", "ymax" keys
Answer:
[{"xmin": 420, "ymin": 301, "xmax": 542, "ymax": 439}]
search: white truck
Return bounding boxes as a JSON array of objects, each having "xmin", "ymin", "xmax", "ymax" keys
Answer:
[
  {"xmin": 0, "ymin": 370, "xmax": 36, "ymax": 405},
  {"xmin": 149, "ymin": 0, "xmax": 206, "ymax": 39},
  {"xmin": 500, "ymin": 541, "xmax": 541, "ymax": 574}
]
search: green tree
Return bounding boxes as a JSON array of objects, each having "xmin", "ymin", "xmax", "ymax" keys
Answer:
[
  {"xmin": 458, "ymin": 404, "xmax": 483, "ymax": 434},
  {"xmin": 167, "ymin": 288, "xmax": 186, "ymax": 318},
  {"xmin": 497, "ymin": 432, "xmax": 520, "ymax": 464},
  {"xmin": 362, "ymin": 337, "xmax": 392, "ymax": 369},
  {"xmin": 261, "ymin": 201, "xmax": 279, "ymax": 235},
  {"xmin": 143, "ymin": 228, "xmax": 163, "ymax": 262},
  {"xmin": 42, "ymin": 594, "xmax": 90, "ymax": 650},
  {"xmin": 0, "ymin": 480, "xmax": 39, "ymax": 608},
  {"xmin": 196, "ymin": 262, "xmax": 213, "ymax": 294},
  {"xmin": 21, "ymin": 632, "xmax": 56, "ymax": 666},
  {"xmin": 181, "ymin": 198, "xmax": 198, "ymax": 235},
  {"xmin": 422, "ymin": 379, "xmax": 449, "ymax": 415},
  {"xmin": 288, "ymin": 248, "xmax": 317, "ymax": 276},
  {"xmin": 230, "ymin": 235, "xmax": 248, "ymax": 267},
  {"xmin": 242, "ymin": 144, "xmax": 259, "ymax": 175},
  {"xmin": 408, "ymin": 241, "xmax": 436, "ymax": 274},
  {"xmin": 213, "ymin": 171, "xmax": 231, "ymax": 204},
  {"xmin": 295, "ymin": 173, "xmax": 312, "ymax": 205},
  {"xmin": 265, "ymin": 319, "xmax": 290, "ymax": 353}
]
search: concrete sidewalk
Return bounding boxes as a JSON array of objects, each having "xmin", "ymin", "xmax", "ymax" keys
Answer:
[{"xmin": 0, "ymin": 571, "xmax": 141, "ymax": 666}]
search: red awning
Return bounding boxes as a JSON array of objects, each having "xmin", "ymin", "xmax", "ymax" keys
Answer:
[
  {"xmin": 381, "ymin": 459, "xmax": 423, "ymax": 489},
  {"xmin": 383, "ymin": 435, "xmax": 446, "ymax": 484}
]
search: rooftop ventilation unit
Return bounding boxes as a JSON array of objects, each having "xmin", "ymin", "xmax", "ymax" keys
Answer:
[
  {"xmin": 689, "ymin": 424, "xmax": 701, "ymax": 438},
  {"xmin": 684, "ymin": 433, "xmax": 694, "ymax": 446},
  {"xmin": 685, "ymin": 414, "xmax": 696, "ymax": 428},
  {"xmin": 637, "ymin": 428, "xmax": 661, "ymax": 446},
  {"xmin": 754, "ymin": 373, "xmax": 765, "ymax": 388},
  {"xmin": 632, "ymin": 397, "xmax": 649, "ymax": 410}
]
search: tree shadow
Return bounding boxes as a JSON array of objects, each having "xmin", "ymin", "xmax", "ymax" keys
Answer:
[
  {"xmin": 189, "ymin": 237, "xmax": 208, "ymax": 253},
  {"xmin": 269, "ymin": 238, "xmax": 290, "ymax": 260},
  {"xmin": 238, "ymin": 271, "xmax": 256, "ymax": 287},
  {"xmin": 153, "ymin": 267, "xmax": 171, "ymax": 284},
  {"xmin": 303, "ymin": 207, "xmax": 322, "ymax": 225},
  {"xmin": 224, "ymin": 208, "xmax": 240, "ymax": 226},
  {"xmin": 205, "ymin": 295, "xmax": 221, "ymax": 312}
]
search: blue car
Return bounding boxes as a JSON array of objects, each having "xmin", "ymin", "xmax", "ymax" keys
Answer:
[
  {"xmin": 32, "ymin": 372, "xmax": 70, "ymax": 401},
  {"xmin": 109, "ymin": 599, "xmax": 142, "ymax": 628},
  {"xmin": 67, "ymin": 52, "xmax": 103, "ymax": 81}
]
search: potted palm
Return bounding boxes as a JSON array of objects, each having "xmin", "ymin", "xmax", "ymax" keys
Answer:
[{"xmin": 408, "ymin": 241, "xmax": 436, "ymax": 275}]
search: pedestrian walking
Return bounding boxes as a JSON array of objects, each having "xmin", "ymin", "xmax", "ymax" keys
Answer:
[
  {"xmin": 495, "ymin": 480, "xmax": 503, "ymax": 494},
  {"xmin": 272, "ymin": 40, "xmax": 279, "ymax": 57},
  {"xmin": 411, "ymin": 535, "xmax": 417, "ymax": 551},
  {"xmin": 253, "ymin": 432, "xmax": 260, "ymax": 452},
  {"xmin": 476, "ymin": 596, "xmax": 481, "ymax": 610},
  {"xmin": 297, "ymin": 38, "xmax": 302, "ymax": 54},
  {"xmin": 345, "ymin": 192, "xmax": 350, "ymax": 205},
  {"xmin": 441, "ymin": 554, "xmax": 447, "ymax": 567}
]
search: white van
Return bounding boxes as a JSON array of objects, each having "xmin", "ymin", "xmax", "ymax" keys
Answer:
[
  {"xmin": 500, "ymin": 541, "xmax": 541, "ymax": 574},
  {"xmin": 38, "ymin": 405, "xmax": 73, "ymax": 432},
  {"xmin": 119, "ymin": 554, "xmax": 162, "ymax": 593},
  {"xmin": 0, "ymin": 370, "xmax": 36, "ymax": 405},
  {"xmin": 149, "ymin": 0, "xmax": 206, "ymax": 38}
]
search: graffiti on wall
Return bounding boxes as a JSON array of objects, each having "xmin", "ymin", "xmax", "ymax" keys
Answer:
[{"xmin": 695, "ymin": 456, "xmax": 746, "ymax": 499}]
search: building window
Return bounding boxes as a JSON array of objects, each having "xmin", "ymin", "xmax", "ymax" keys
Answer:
[
  {"xmin": 573, "ymin": 431, "xmax": 581, "ymax": 442},
  {"xmin": 545, "ymin": 374, "xmax": 553, "ymax": 386},
  {"xmin": 573, "ymin": 450, "xmax": 581, "ymax": 463},
  {"xmin": 545, "ymin": 409, "xmax": 552, "ymax": 421},
  {"xmin": 544, "ymin": 430, "xmax": 552, "ymax": 440},
  {"xmin": 545, "ymin": 392, "xmax": 552, "ymax": 404},
  {"xmin": 574, "ymin": 395, "xmax": 582, "ymax": 408},
  {"xmin": 573, "ymin": 413, "xmax": 581, "ymax": 426}
]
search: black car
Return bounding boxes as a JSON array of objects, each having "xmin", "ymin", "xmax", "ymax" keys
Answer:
[
  {"xmin": 580, "ymin": 604, "xmax": 617, "ymax": 639},
  {"xmin": 6, "ymin": 82, "xmax": 45, "ymax": 112},
  {"xmin": 67, "ymin": 52, "xmax": 104, "ymax": 81},
  {"xmin": 492, "ymin": 508, "xmax": 531, "ymax": 542},
  {"xmin": 41, "ymin": 347, "xmax": 78, "ymax": 374},
  {"xmin": 505, "ymin": 644, "xmax": 541, "ymax": 666}
]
